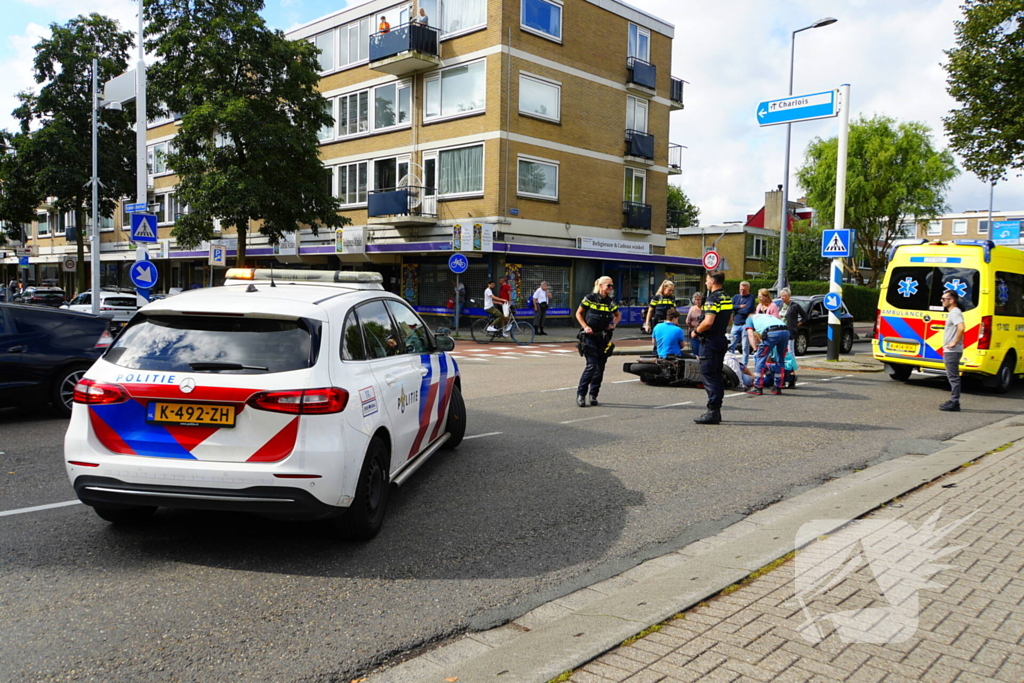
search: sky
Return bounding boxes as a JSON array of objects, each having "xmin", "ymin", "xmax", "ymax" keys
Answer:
[{"xmin": 1, "ymin": 0, "xmax": 1022, "ymax": 225}]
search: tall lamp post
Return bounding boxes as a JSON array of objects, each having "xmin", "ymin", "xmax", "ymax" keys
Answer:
[
  {"xmin": 775, "ymin": 17, "xmax": 838, "ymax": 292},
  {"xmin": 91, "ymin": 58, "xmax": 122, "ymax": 316}
]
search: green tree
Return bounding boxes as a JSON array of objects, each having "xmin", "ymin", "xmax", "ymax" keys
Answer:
[
  {"xmin": 758, "ymin": 220, "xmax": 824, "ymax": 282},
  {"xmin": 11, "ymin": 14, "xmax": 136, "ymax": 292},
  {"xmin": 796, "ymin": 115, "xmax": 958, "ymax": 286},
  {"xmin": 667, "ymin": 184, "xmax": 700, "ymax": 228},
  {"xmin": 0, "ymin": 131, "xmax": 43, "ymax": 247},
  {"xmin": 145, "ymin": 0, "xmax": 348, "ymax": 265},
  {"xmin": 944, "ymin": 0, "xmax": 1024, "ymax": 182}
]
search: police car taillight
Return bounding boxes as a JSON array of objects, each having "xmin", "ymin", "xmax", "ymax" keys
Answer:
[
  {"xmin": 247, "ymin": 388, "xmax": 349, "ymax": 414},
  {"xmin": 73, "ymin": 379, "xmax": 129, "ymax": 405},
  {"xmin": 978, "ymin": 315, "xmax": 992, "ymax": 350}
]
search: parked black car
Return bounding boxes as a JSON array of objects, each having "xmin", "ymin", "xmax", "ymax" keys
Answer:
[
  {"xmin": 14, "ymin": 286, "xmax": 67, "ymax": 307},
  {"xmin": 0, "ymin": 303, "xmax": 111, "ymax": 417},
  {"xmin": 789, "ymin": 295, "xmax": 857, "ymax": 356}
]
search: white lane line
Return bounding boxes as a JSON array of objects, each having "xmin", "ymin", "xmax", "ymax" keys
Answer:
[
  {"xmin": 612, "ymin": 379, "xmax": 640, "ymax": 384},
  {"xmin": 654, "ymin": 401, "xmax": 693, "ymax": 409},
  {"xmin": 559, "ymin": 414, "xmax": 609, "ymax": 425},
  {"xmin": 549, "ymin": 349, "xmax": 575, "ymax": 353},
  {"xmin": 464, "ymin": 431, "xmax": 503, "ymax": 440},
  {"xmin": 795, "ymin": 382, "xmax": 808, "ymax": 386},
  {"xmin": 723, "ymin": 392, "xmax": 748, "ymax": 399},
  {"xmin": 0, "ymin": 500, "xmax": 81, "ymax": 518},
  {"xmin": 542, "ymin": 386, "xmax": 578, "ymax": 393}
]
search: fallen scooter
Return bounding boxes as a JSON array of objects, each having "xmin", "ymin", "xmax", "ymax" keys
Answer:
[{"xmin": 623, "ymin": 352, "xmax": 740, "ymax": 389}]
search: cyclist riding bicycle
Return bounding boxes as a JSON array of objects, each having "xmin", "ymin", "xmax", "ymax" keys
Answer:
[{"xmin": 484, "ymin": 279, "xmax": 510, "ymax": 337}]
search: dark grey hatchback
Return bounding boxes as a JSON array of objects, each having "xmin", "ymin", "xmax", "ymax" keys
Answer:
[
  {"xmin": 0, "ymin": 304, "xmax": 112, "ymax": 416},
  {"xmin": 789, "ymin": 295, "xmax": 857, "ymax": 356}
]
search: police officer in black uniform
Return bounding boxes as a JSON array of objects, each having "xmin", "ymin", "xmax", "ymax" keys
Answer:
[
  {"xmin": 575, "ymin": 276, "xmax": 622, "ymax": 407},
  {"xmin": 643, "ymin": 279, "xmax": 676, "ymax": 353},
  {"xmin": 693, "ymin": 270, "xmax": 733, "ymax": 424}
]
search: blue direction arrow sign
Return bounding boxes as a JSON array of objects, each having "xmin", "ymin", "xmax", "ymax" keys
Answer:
[
  {"xmin": 821, "ymin": 229, "xmax": 853, "ymax": 258},
  {"xmin": 757, "ymin": 90, "xmax": 838, "ymax": 127},
  {"xmin": 129, "ymin": 259, "xmax": 159, "ymax": 290},
  {"xmin": 130, "ymin": 212, "xmax": 158, "ymax": 243},
  {"xmin": 823, "ymin": 292, "xmax": 843, "ymax": 312},
  {"xmin": 448, "ymin": 253, "xmax": 469, "ymax": 274}
]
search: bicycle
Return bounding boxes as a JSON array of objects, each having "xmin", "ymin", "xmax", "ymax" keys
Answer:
[{"xmin": 469, "ymin": 301, "xmax": 535, "ymax": 345}]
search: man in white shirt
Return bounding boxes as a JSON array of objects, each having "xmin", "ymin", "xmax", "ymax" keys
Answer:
[
  {"xmin": 532, "ymin": 281, "xmax": 551, "ymax": 335},
  {"xmin": 484, "ymin": 280, "xmax": 508, "ymax": 336},
  {"xmin": 940, "ymin": 290, "xmax": 965, "ymax": 412}
]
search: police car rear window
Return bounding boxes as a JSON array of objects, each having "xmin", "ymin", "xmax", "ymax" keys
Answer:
[
  {"xmin": 104, "ymin": 314, "xmax": 319, "ymax": 373},
  {"xmin": 886, "ymin": 266, "xmax": 978, "ymax": 312}
]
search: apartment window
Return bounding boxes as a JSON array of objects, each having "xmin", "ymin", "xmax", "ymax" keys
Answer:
[
  {"xmin": 319, "ymin": 98, "xmax": 335, "ymax": 141},
  {"xmin": 424, "ymin": 59, "xmax": 485, "ymax": 121},
  {"xmin": 85, "ymin": 214, "xmax": 115, "ymax": 232},
  {"xmin": 336, "ymin": 161, "xmax": 369, "ymax": 206},
  {"xmin": 338, "ymin": 91, "xmax": 370, "ymax": 136},
  {"xmin": 624, "ymin": 167, "xmax": 646, "ymax": 204},
  {"xmin": 33, "ymin": 213, "xmax": 46, "ymax": 238},
  {"xmin": 54, "ymin": 212, "xmax": 70, "ymax": 236},
  {"xmin": 979, "ymin": 220, "xmax": 989, "ymax": 234},
  {"xmin": 315, "ymin": 30, "xmax": 335, "ymax": 72},
  {"xmin": 626, "ymin": 96, "xmax": 648, "ymax": 133},
  {"xmin": 518, "ymin": 73, "xmax": 560, "ymax": 122},
  {"xmin": 337, "ymin": 18, "xmax": 370, "ymax": 68},
  {"xmin": 521, "ymin": 0, "xmax": 562, "ymax": 41},
  {"xmin": 517, "ymin": 156, "xmax": 558, "ymax": 200},
  {"xmin": 148, "ymin": 141, "xmax": 171, "ymax": 175},
  {"xmin": 439, "ymin": 0, "xmax": 486, "ymax": 36},
  {"xmin": 748, "ymin": 235, "xmax": 768, "ymax": 259},
  {"xmin": 952, "ymin": 219, "xmax": 967, "ymax": 235},
  {"xmin": 438, "ymin": 144, "xmax": 483, "ymax": 196},
  {"xmin": 898, "ymin": 221, "xmax": 916, "ymax": 237},
  {"xmin": 927, "ymin": 220, "xmax": 942, "ymax": 236},
  {"xmin": 373, "ymin": 82, "xmax": 411, "ymax": 130},
  {"xmin": 628, "ymin": 24, "xmax": 650, "ymax": 62},
  {"xmin": 153, "ymin": 194, "xmax": 178, "ymax": 225}
]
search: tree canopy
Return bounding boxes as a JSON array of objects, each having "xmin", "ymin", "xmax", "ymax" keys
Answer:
[
  {"xmin": 944, "ymin": 0, "xmax": 1024, "ymax": 182},
  {"xmin": 758, "ymin": 220, "xmax": 824, "ymax": 283},
  {"xmin": 667, "ymin": 184, "xmax": 700, "ymax": 228},
  {"xmin": 10, "ymin": 13, "xmax": 136, "ymax": 291},
  {"xmin": 796, "ymin": 115, "xmax": 958, "ymax": 286},
  {"xmin": 145, "ymin": 0, "xmax": 348, "ymax": 265}
]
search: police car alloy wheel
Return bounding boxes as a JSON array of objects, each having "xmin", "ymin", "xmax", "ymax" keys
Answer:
[{"xmin": 63, "ymin": 269, "xmax": 464, "ymax": 538}]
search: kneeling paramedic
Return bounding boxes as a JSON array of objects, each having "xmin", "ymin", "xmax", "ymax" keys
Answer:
[
  {"xmin": 745, "ymin": 313, "xmax": 791, "ymax": 395},
  {"xmin": 576, "ymin": 276, "xmax": 621, "ymax": 407},
  {"xmin": 694, "ymin": 271, "xmax": 733, "ymax": 424},
  {"xmin": 652, "ymin": 307, "xmax": 685, "ymax": 358}
]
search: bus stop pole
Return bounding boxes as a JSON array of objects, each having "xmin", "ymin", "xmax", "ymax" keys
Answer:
[{"xmin": 827, "ymin": 84, "xmax": 850, "ymax": 362}]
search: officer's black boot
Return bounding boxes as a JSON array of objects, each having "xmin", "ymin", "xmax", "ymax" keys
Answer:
[
  {"xmin": 576, "ymin": 394, "xmax": 587, "ymax": 408},
  {"xmin": 589, "ymin": 394, "xmax": 599, "ymax": 406},
  {"xmin": 693, "ymin": 409, "xmax": 722, "ymax": 425}
]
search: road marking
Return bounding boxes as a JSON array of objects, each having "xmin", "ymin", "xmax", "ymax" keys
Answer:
[
  {"xmin": 654, "ymin": 401, "xmax": 693, "ymax": 409},
  {"xmin": 612, "ymin": 379, "xmax": 640, "ymax": 384},
  {"xmin": 549, "ymin": 349, "xmax": 575, "ymax": 353},
  {"xmin": 464, "ymin": 432, "xmax": 503, "ymax": 440},
  {"xmin": 542, "ymin": 386, "xmax": 578, "ymax": 392},
  {"xmin": 559, "ymin": 414, "xmax": 609, "ymax": 425},
  {"xmin": 795, "ymin": 382, "xmax": 808, "ymax": 386},
  {"xmin": 0, "ymin": 500, "xmax": 81, "ymax": 518}
]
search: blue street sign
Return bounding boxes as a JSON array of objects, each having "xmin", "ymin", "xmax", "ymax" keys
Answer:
[
  {"xmin": 129, "ymin": 259, "xmax": 159, "ymax": 289},
  {"xmin": 130, "ymin": 213, "xmax": 158, "ymax": 243},
  {"xmin": 823, "ymin": 292, "xmax": 843, "ymax": 312},
  {"xmin": 448, "ymin": 253, "xmax": 469, "ymax": 274},
  {"xmin": 821, "ymin": 229, "xmax": 853, "ymax": 258},
  {"xmin": 757, "ymin": 90, "xmax": 838, "ymax": 127},
  {"xmin": 992, "ymin": 220, "xmax": 1021, "ymax": 245},
  {"xmin": 125, "ymin": 202, "xmax": 147, "ymax": 213},
  {"xmin": 18, "ymin": 256, "xmax": 29, "ymax": 267}
]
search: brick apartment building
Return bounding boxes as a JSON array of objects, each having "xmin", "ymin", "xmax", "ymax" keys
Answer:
[{"xmin": 3, "ymin": 0, "xmax": 695, "ymax": 325}]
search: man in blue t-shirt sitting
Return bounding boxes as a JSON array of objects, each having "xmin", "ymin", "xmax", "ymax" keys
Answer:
[{"xmin": 653, "ymin": 307, "xmax": 686, "ymax": 358}]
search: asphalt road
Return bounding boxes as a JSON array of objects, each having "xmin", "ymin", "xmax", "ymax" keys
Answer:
[{"xmin": 1, "ymin": 342, "xmax": 1019, "ymax": 683}]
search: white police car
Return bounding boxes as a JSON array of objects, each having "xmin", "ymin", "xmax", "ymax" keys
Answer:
[{"xmin": 63, "ymin": 269, "xmax": 465, "ymax": 539}]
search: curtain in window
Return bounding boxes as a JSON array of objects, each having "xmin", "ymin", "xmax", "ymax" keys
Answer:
[
  {"xmin": 439, "ymin": 145, "xmax": 483, "ymax": 195},
  {"xmin": 441, "ymin": 0, "xmax": 485, "ymax": 35}
]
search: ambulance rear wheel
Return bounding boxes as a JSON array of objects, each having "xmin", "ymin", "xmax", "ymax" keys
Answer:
[
  {"xmin": 987, "ymin": 354, "xmax": 1015, "ymax": 394},
  {"xmin": 888, "ymin": 364, "xmax": 912, "ymax": 382}
]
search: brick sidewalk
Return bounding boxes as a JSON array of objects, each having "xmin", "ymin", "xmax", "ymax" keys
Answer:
[{"xmin": 568, "ymin": 442, "xmax": 1024, "ymax": 683}]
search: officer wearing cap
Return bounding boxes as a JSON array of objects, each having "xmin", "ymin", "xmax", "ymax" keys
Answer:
[{"xmin": 693, "ymin": 270, "xmax": 733, "ymax": 424}]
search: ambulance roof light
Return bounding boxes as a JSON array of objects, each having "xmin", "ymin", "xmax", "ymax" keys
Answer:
[
  {"xmin": 951, "ymin": 239, "xmax": 995, "ymax": 263},
  {"xmin": 887, "ymin": 238, "xmax": 927, "ymax": 262},
  {"xmin": 224, "ymin": 269, "xmax": 383, "ymax": 284}
]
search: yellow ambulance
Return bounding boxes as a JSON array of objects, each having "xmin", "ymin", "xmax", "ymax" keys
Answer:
[{"xmin": 874, "ymin": 239, "xmax": 1024, "ymax": 393}]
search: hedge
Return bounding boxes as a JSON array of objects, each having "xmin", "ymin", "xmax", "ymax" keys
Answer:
[{"xmin": 722, "ymin": 279, "xmax": 879, "ymax": 322}]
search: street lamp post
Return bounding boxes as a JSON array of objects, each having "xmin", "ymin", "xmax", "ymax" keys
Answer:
[
  {"xmin": 775, "ymin": 17, "xmax": 837, "ymax": 293},
  {"xmin": 91, "ymin": 58, "xmax": 122, "ymax": 316}
]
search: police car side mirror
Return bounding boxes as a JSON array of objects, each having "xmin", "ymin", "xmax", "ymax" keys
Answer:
[{"xmin": 435, "ymin": 335, "xmax": 456, "ymax": 352}]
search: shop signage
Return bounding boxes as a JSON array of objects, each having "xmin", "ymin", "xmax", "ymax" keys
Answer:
[
  {"xmin": 452, "ymin": 223, "xmax": 494, "ymax": 252},
  {"xmin": 336, "ymin": 226, "xmax": 366, "ymax": 255},
  {"xmin": 576, "ymin": 236, "xmax": 653, "ymax": 255}
]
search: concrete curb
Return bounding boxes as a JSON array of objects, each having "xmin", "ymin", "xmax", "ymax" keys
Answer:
[{"xmin": 364, "ymin": 415, "xmax": 1024, "ymax": 683}]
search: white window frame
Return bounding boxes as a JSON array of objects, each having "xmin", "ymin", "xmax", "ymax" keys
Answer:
[
  {"xmin": 334, "ymin": 161, "xmax": 369, "ymax": 207},
  {"xmin": 952, "ymin": 219, "xmax": 968, "ymax": 235},
  {"xmin": 148, "ymin": 141, "xmax": 172, "ymax": 176},
  {"xmin": 153, "ymin": 193, "xmax": 178, "ymax": 226},
  {"xmin": 319, "ymin": 97, "xmax": 336, "ymax": 142},
  {"xmin": 38, "ymin": 212, "xmax": 52, "ymax": 237},
  {"xmin": 337, "ymin": 89, "xmax": 370, "ymax": 137},
  {"xmin": 518, "ymin": 72, "xmax": 560, "ymax": 123},
  {"xmin": 423, "ymin": 59, "xmax": 487, "ymax": 124},
  {"xmin": 927, "ymin": 220, "xmax": 942, "ymax": 236},
  {"xmin": 436, "ymin": 142, "xmax": 485, "ymax": 199},
  {"xmin": 54, "ymin": 211, "xmax": 71, "ymax": 237},
  {"xmin": 520, "ymin": 0, "xmax": 563, "ymax": 43},
  {"xmin": 749, "ymin": 235, "xmax": 768, "ymax": 259},
  {"xmin": 371, "ymin": 81, "xmax": 412, "ymax": 132},
  {"xmin": 438, "ymin": 0, "xmax": 487, "ymax": 40},
  {"xmin": 628, "ymin": 24, "xmax": 651, "ymax": 63},
  {"xmin": 626, "ymin": 95, "xmax": 648, "ymax": 134},
  {"xmin": 313, "ymin": 29, "xmax": 336, "ymax": 73},
  {"xmin": 624, "ymin": 167, "xmax": 647, "ymax": 204},
  {"xmin": 517, "ymin": 155, "xmax": 559, "ymax": 201},
  {"xmin": 978, "ymin": 220, "xmax": 989, "ymax": 234}
]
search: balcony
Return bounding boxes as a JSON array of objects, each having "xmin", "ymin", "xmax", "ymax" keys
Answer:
[
  {"xmin": 626, "ymin": 56, "xmax": 657, "ymax": 94},
  {"xmin": 670, "ymin": 77, "xmax": 686, "ymax": 111},
  {"xmin": 625, "ymin": 129, "xmax": 655, "ymax": 164},
  {"xmin": 367, "ymin": 186, "xmax": 438, "ymax": 227},
  {"xmin": 623, "ymin": 201, "xmax": 652, "ymax": 231},
  {"xmin": 668, "ymin": 143, "xmax": 683, "ymax": 174},
  {"xmin": 368, "ymin": 24, "xmax": 441, "ymax": 76}
]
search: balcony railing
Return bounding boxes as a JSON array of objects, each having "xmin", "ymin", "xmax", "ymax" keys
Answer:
[
  {"xmin": 623, "ymin": 201, "xmax": 652, "ymax": 230},
  {"xmin": 626, "ymin": 56, "xmax": 657, "ymax": 91},
  {"xmin": 368, "ymin": 186, "xmax": 438, "ymax": 221},
  {"xmin": 625, "ymin": 129, "xmax": 655, "ymax": 160},
  {"xmin": 668, "ymin": 143, "xmax": 683, "ymax": 173},
  {"xmin": 368, "ymin": 23, "xmax": 441, "ymax": 75},
  {"xmin": 670, "ymin": 77, "xmax": 686, "ymax": 109}
]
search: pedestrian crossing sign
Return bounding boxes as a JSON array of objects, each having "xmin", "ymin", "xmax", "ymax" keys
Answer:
[
  {"xmin": 821, "ymin": 229, "xmax": 852, "ymax": 258},
  {"xmin": 130, "ymin": 213, "xmax": 158, "ymax": 243}
]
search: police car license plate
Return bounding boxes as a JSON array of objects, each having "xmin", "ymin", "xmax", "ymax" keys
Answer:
[
  {"xmin": 147, "ymin": 402, "xmax": 236, "ymax": 427},
  {"xmin": 884, "ymin": 341, "xmax": 919, "ymax": 356}
]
